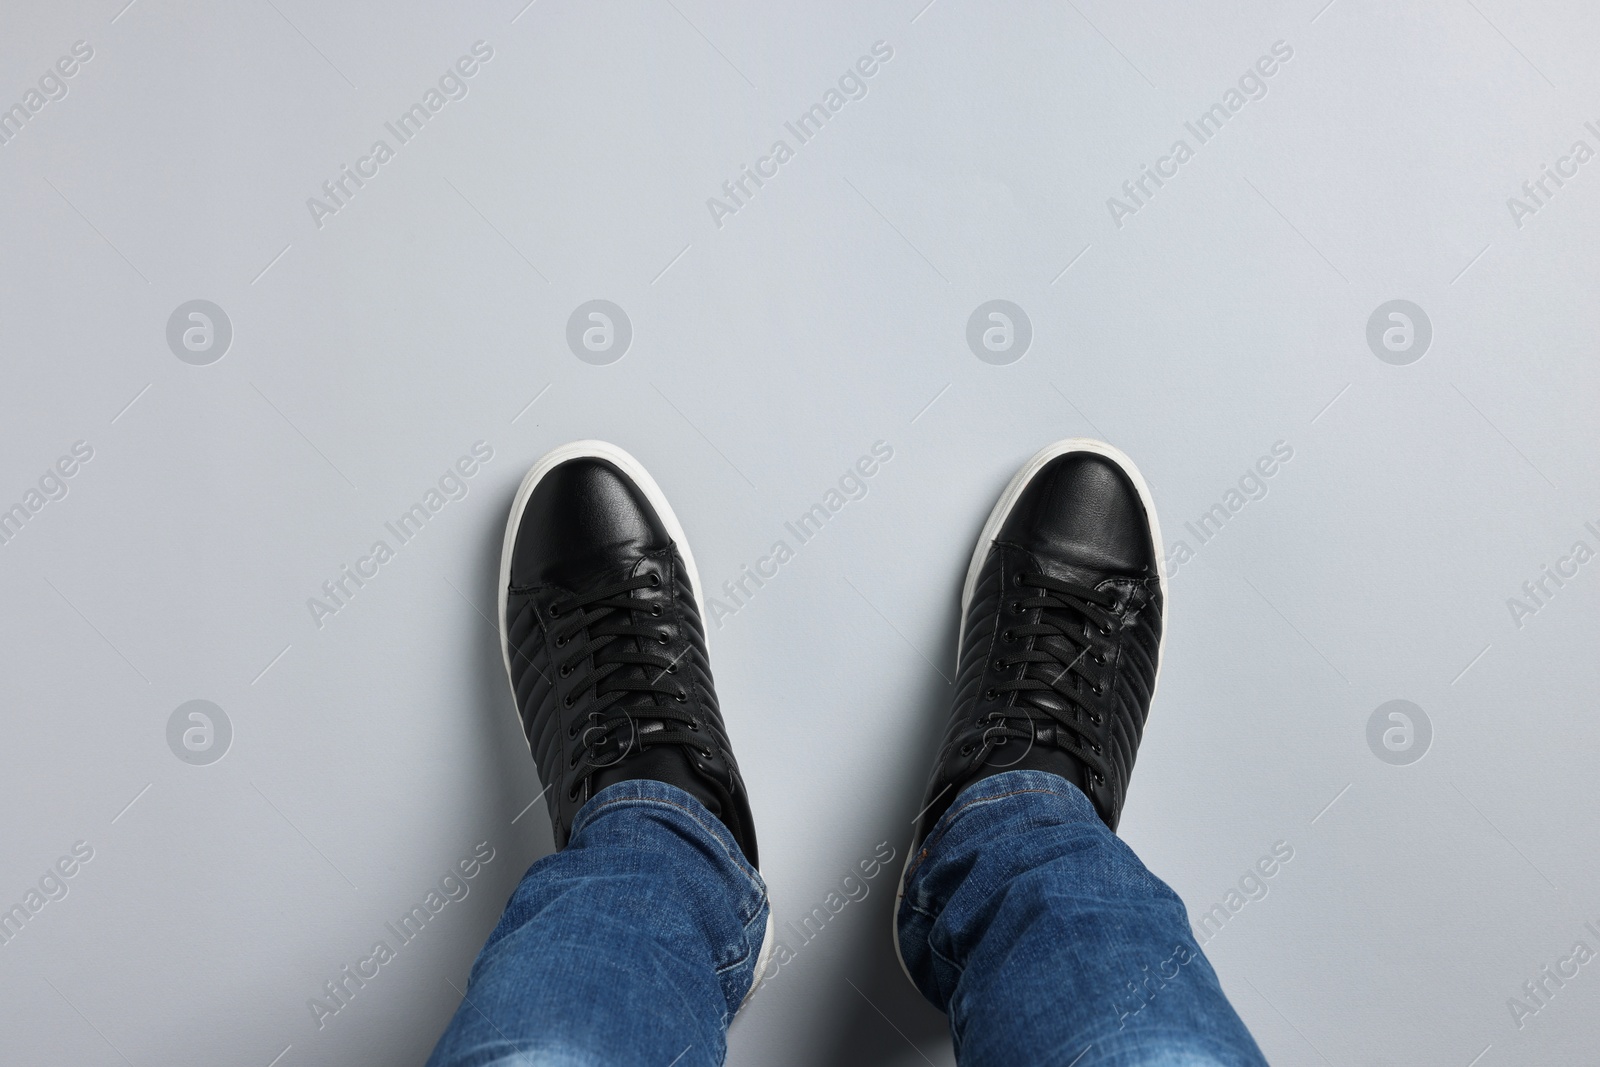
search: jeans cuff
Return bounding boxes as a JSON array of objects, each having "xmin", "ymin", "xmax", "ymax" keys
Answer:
[
  {"xmin": 908, "ymin": 769, "xmax": 1097, "ymax": 889},
  {"xmin": 570, "ymin": 778, "xmax": 766, "ymax": 899}
]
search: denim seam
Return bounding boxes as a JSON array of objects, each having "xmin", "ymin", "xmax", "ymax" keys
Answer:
[
  {"xmin": 712, "ymin": 900, "xmax": 769, "ymax": 977},
  {"xmin": 905, "ymin": 785, "xmax": 1081, "ymax": 889},
  {"xmin": 574, "ymin": 793, "xmax": 763, "ymax": 891},
  {"xmin": 577, "ymin": 792, "xmax": 768, "ymax": 979},
  {"xmin": 927, "ymin": 936, "xmax": 964, "ymax": 980}
]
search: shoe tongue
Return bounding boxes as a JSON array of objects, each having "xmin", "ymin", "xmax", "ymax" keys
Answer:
[{"xmin": 590, "ymin": 744, "xmax": 728, "ymax": 821}]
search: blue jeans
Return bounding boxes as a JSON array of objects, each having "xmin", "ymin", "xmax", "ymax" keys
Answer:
[{"xmin": 428, "ymin": 772, "xmax": 1266, "ymax": 1066}]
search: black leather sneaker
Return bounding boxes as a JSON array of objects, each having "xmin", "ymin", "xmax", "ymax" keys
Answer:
[
  {"xmin": 498, "ymin": 441, "xmax": 761, "ymax": 869},
  {"xmin": 900, "ymin": 438, "xmax": 1166, "ymax": 878}
]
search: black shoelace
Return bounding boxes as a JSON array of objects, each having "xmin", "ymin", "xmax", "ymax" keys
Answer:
[
  {"xmin": 547, "ymin": 573, "xmax": 710, "ymax": 798},
  {"xmin": 974, "ymin": 571, "xmax": 1122, "ymax": 785}
]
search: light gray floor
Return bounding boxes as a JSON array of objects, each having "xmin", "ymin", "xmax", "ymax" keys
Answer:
[{"xmin": 3, "ymin": 0, "xmax": 1598, "ymax": 1063}]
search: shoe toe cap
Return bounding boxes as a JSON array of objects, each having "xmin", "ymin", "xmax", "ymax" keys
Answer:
[
  {"xmin": 511, "ymin": 457, "xmax": 670, "ymax": 587},
  {"xmin": 998, "ymin": 452, "xmax": 1156, "ymax": 573}
]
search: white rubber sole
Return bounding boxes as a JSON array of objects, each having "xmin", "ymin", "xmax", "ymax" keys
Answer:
[
  {"xmin": 497, "ymin": 440, "xmax": 776, "ymax": 1017},
  {"xmin": 891, "ymin": 438, "xmax": 1168, "ymax": 985}
]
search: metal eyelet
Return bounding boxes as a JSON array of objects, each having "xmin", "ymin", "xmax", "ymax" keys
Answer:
[
  {"xmin": 985, "ymin": 688, "xmax": 998, "ymax": 700},
  {"xmin": 689, "ymin": 719, "xmax": 701, "ymax": 731},
  {"xmin": 548, "ymin": 604, "xmax": 561, "ymax": 618},
  {"xmin": 562, "ymin": 694, "xmax": 574, "ymax": 708},
  {"xmin": 993, "ymin": 658, "xmax": 1006, "ymax": 671},
  {"xmin": 1002, "ymin": 629, "xmax": 1014, "ymax": 642},
  {"xmin": 1010, "ymin": 601, "xmax": 1023, "ymax": 614},
  {"xmin": 554, "ymin": 634, "xmax": 568, "ymax": 647},
  {"xmin": 559, "ymin": 664, "xmax": 572, "ymax": 677},
  {"xmin": 674, "ymin": 691, "xmax": 688, "ymax": 703},
  {"xmin": 666, "ymin": 663, "xmax": 677, "ymax": 674},
  {"xmin": 657, "ymin": 633, "xmax": 669, "ymax": 644},
  {"xmin": 648, "ymin": 573, "xmax": 661, "ymax": 587},
  {"xmin": 650, "ymin": 605, "xmax": 663, "ymax": 617},
  {"xmin": 1014, "ymin": 572, "xmax": 1028, "ymax": 587}
]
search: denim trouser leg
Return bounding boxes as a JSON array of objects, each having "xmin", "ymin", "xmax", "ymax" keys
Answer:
[
  {"xmin": 896, "ymin": 770, "xmax": 1268, "ymax": 1067},
  {"xmin": 426, "ymin": 780, "xmax": 770, "ymax": 1067}
]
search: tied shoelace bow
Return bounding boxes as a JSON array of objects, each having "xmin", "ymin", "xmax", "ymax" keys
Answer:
[
  {"xmin": 544, "ymin": 572, "xmax": 713, "ymax": 798},
  {"xmin": 969, "ymin": 570, "xmax": 1124, "ymax": 785}
]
